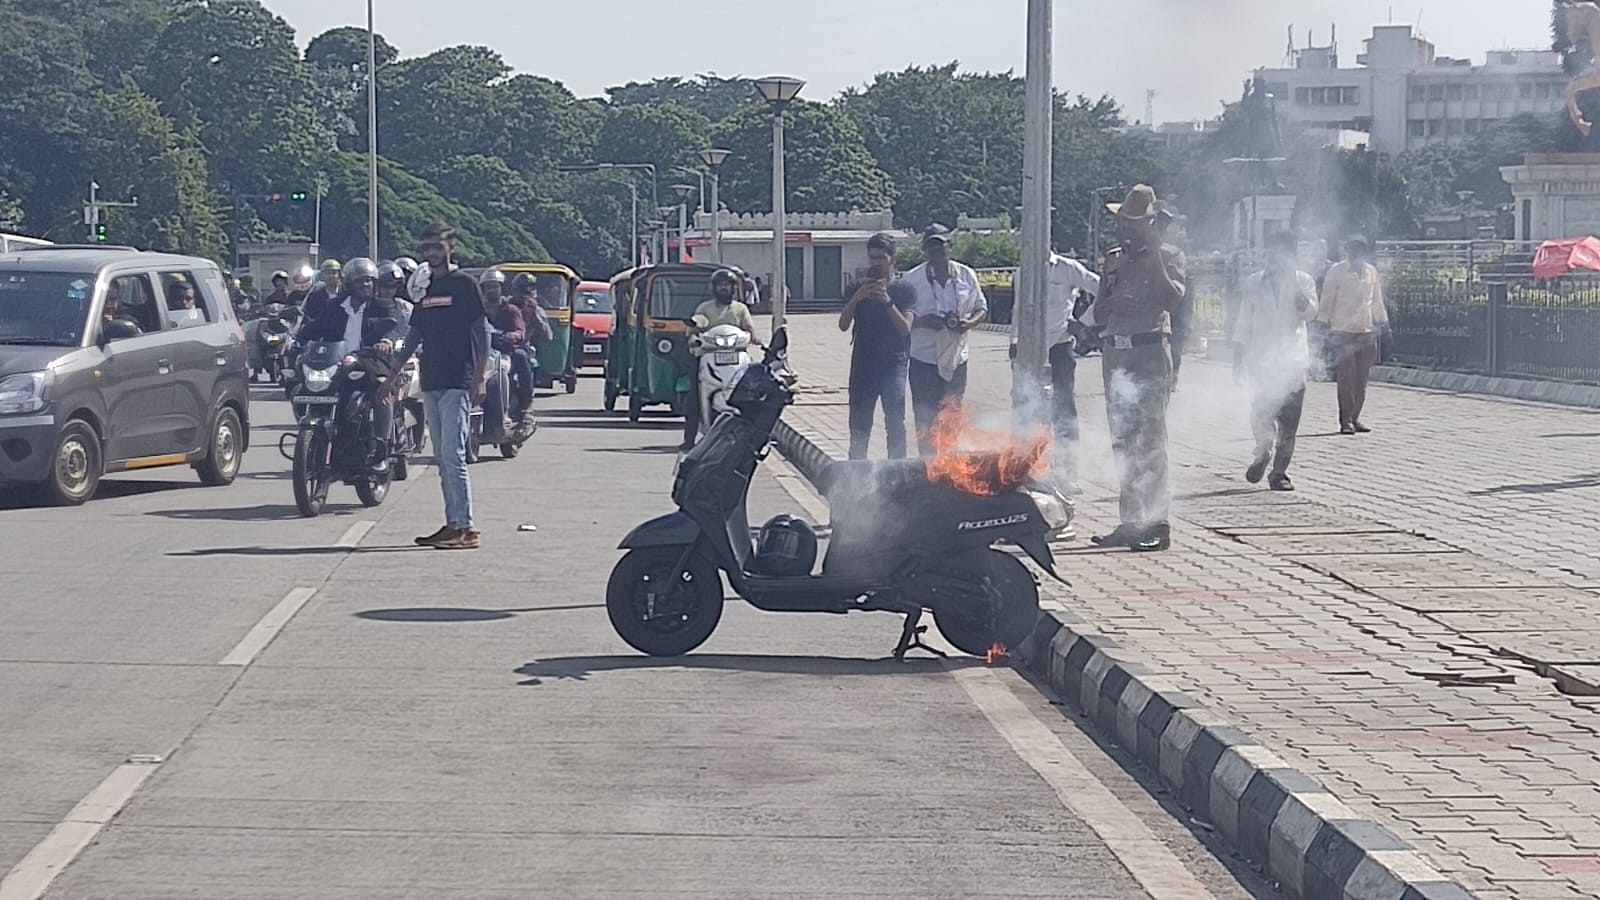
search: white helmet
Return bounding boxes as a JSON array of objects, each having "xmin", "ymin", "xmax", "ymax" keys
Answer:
[
  {"xmin": 406, "ymin": 261, "xmax": 432, "ymax": 303},
  {"xmin": 290, "ymin": 265, "xmax": 315, "ymax": 289}
]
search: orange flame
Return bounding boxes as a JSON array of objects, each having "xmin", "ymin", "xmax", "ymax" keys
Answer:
[
  {"xmin": 923, "ymin": 401, "xmax": 1049, "ymax": 497},
  {"xmin": 986, "ymin": 643, "xmax": 1008, "ymax": 665}
]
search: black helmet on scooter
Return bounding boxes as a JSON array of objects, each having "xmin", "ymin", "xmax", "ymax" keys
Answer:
[
  {"xmin": 752, "ymin": 514, "xmax": 818, "ymax": 576},
  {"xmin": 510, "ymin": 272, "xmax": 537, "ymax": 295},
  {"xmin": 711, "ymin": 268, "xmax": 739, "ymax": 287}
]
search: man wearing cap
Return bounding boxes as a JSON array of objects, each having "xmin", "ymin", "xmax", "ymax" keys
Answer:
[
  {"xmin": 904, "ymin": 224, "xmax": 988, "ymax": 454},
  {"xmin": 1086, "ymin": 185, "xmax": 1187, "ymax": 552}
]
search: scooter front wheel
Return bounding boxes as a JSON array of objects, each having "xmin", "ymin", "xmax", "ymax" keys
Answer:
[
  {"xmin": 932, "ymin": 549, "xmax": 1041, "ymax": 657},
  {"xmin": 607, "ymin": 548, "xmax": 723, "ymax": 656}
]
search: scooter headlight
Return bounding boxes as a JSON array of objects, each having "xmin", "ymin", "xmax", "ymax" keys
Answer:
[
  {"xmin": 1025, "ymin": 488, "xmax": 1074, "ymax": 532},
  {"xmin": 303, "ymin": 365, "xmax": 337, "ymax": 392}
]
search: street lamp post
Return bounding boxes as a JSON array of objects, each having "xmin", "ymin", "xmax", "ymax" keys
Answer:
[
  {"xmin": 673, "ymin": 183, "xmax": 696, "ymax": 263},
  {"xmin": 700, "ymin": 148, "xmax": 731, "ymax": 263},
  {"xmin": 366, "ymin": 0, "xmax": 379, "ymax": 260},
  {"xmin": 657, "ymin": 206, "xmax": 675, "ymax": 266},
  {"xmin": 558, "ymin": 161, "xmax": 659, "ymax": 264},
  {"xmin": 753, "ymin": 76, "xmax": 804, "ymax": 332},
  {"xmin": 1016, "ymin": 0, "xmax": 1053, "ymax": 389}
]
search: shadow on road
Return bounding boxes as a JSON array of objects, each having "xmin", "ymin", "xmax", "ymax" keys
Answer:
[
  {"xmin": 2, "ymin": 478, "xmax": 193, "ymax": 510},
  {"xmin": 147, "ymin": 503, "xmax": 312, "ymax": 522},
  {"xmin": 355, "ymin": 603, "xmax": 607, "ymax": 622},
  {"xmin": 513, "ymin": 653, "xmax": 975, "ymax": 684},
  {"xmin": 1539, "ymin": 432, "xmax": 1600, "ymax": 439},
  {"xmin": 539, "ymin": 419, "xmax": 683, "ymax": 432},
  {"xmin": 170, "ymin": 543, "xmax": 419, "ymax": 557},
  {"xmin": 584, "ymin": 445, "xmax": 682, "ymax": 455}
]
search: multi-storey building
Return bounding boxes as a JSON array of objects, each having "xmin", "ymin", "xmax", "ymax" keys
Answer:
[{"xmin": 1253, "ymin": 25, "xmax": 1565, "ymax": 157}]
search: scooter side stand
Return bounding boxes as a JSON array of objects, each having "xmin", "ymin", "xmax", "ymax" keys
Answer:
[{"xmin": 889, "ymin": 608, "xmax": 947, "ymax": 662}]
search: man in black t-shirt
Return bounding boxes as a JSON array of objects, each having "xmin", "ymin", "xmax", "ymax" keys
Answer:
[
  {"xmin": 838, "ymin": 233, "xmax": 916, "ymax": 459},
  {"xmin": 385, "ymin": 224, "xmax": 489, "ymax": 550}
]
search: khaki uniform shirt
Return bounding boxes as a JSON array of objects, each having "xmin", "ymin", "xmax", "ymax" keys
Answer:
[
  {"xmin": 1091, "ymin": 243, "xmax": 1187, "ymax": 336},
  {"xmin": 693, "ymin": 299, "xmax": 756, "ymax": 332}
]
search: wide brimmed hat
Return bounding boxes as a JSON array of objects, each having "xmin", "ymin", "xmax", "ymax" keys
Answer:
[{"xmin": 1107, "ymin": 184, "xmax": 1159, "ymax": 221}]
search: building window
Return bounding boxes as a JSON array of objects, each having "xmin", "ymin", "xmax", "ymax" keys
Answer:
[
  {"xmin": 1342, "ymin": 86, "xmax": 1360, "ymax": 104},
  {"xmin": 1447, "ymin": 119, "xmax": 1464, "ymax": 136},
  {"xmin": 1520, "ymin": 82, "xmax": 1534, "ymax": 99},
  {"xmin": 1409, "ymin": 85, "xmax": 1426, "ymax": 102},
  {"xmin": 1465, "ymin": 84, "xmax": 1480, "ymax": 101},
  {"xmin": 1409, "ymin": 119, "xmax": 1425, "ymax": 138},
  {"xmin": 1447, "ymin": 84, "xmax": 1464, "ymax": 101},
  {"xmin": 1522, "ymin": 199, "xmax": 1533, "ymax": 240},
  {"xmin": 1428, "ymin": 84, "xmax": 1445, "ymax": 101},
  {"xmin": 1498, "ymin": 83, "xmax": 1515, "ymax": 100},
  {"xmin": 1465, "ymin": 119, "xmax": 1481, "ymax": 134},
  {"xmin": 1428, "ymin": 119, "xmax": 1444, "ymax": 136},
  {"xmin": 1295, "ymin": 87, "xmax": 1310, "ymax": 105}
]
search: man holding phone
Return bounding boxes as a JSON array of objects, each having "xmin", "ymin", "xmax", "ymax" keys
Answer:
[{"xmin": 839, "ymin": 233, "xmax": 916, "ymax": 459}]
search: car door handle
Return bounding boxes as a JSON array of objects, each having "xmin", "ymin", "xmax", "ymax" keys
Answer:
[{"xmin": 156, "ymin": 359, "xmax": 172, "ymax": 375}]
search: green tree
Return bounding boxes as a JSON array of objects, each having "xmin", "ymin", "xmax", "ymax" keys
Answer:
[
  {"xmin": 90, "ymin": 87, "xmax": 225, "ymax": 258},
  {"xmin": 306, "ymin": 25, "xmax": 400, "ymax": 73},
  {"xmin": 0, "ymin": 6, "xmax": 97, "ymax": 237},
  {"xmin": 709, "ymin": 101, "xmax": 896, "ymax": 213},
  {"xmin": 495, "ymin": 75, "xmax": 600, "ymax": 174},
  {"xmin": 606, "ymin": 75, "xmax": 753, "ymax": 122},
  {"xmin": 375, "ymin": 45, "xmax": 510, "ymax": 171},
  {"xmin": 595, "ymin": 102, "xmax": 711, "ymax": 184}
]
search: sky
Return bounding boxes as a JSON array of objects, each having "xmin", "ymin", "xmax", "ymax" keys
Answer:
[{"xmin": 267, "ymin": 0, "xmax": 1554, "ymax": 122}]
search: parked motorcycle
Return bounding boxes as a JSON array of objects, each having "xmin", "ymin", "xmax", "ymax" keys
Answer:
[
  {"xmin": 606, "ymin": 328, "xmax": 1073, "ymax": 660},
  {"xmin": 283, "ymin": 340, "xmax": 409, "ymax": 517},
  {"xmin": 689, "ymin": 318, "xmax": 753, "ymax": 435}
]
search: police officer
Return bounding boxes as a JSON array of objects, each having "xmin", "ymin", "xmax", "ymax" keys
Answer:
[{"xmin": 1086, "ymin": 185, "xmax": 1187, "ymax": 552}]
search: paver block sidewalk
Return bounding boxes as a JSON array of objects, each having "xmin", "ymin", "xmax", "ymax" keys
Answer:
[{"xmin": 775, "ymin": 316, "xmax": 1600, "ymax": 900}]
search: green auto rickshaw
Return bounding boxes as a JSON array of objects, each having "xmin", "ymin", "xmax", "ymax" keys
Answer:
[
  {"xmin": 620, "ymin": 263, "xmax": 726, "ymax": 423},
  {"xmin": 602, "ymin": 267, "xmax": 639, "ymax": 413},
  {"xmin": 496, "ymin": 262, "xmax": 579, "ymax": 394}
]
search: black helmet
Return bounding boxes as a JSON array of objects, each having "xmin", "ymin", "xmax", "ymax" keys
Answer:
[
  {"xmin": 510, "ymin": 272, "xmax": 537, "ymax": 294},
  {"xmin": 376, "ymin": 261, "xmax": 403, "ymax": 285},
  {"xmin": 711, "ymin": 268, "xmax": 739, "ymax": 287},
  {"xmin": 344, "ymin": 257, "xmax": 379, "ymax": 281},
  {"xmin": 271, "ymin": 269, "xmax": 290, "ymax": 282},
  {"xmin": 753, "ymin": 515, "xmax": 818, "ymax": 576}
]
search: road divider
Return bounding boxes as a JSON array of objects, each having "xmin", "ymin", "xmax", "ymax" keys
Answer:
[
  {"xmin": 0, "ymin": 756, "xmax": 163, "ymax": 900},
  {"xmin": 219, "ymin": 587, "xmax": 317, "ymax": 667}
]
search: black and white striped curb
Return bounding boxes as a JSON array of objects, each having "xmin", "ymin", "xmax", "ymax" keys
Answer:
[{"xmin": 769, "ymin": 422, "xmax": 1476, "ymax": 900}]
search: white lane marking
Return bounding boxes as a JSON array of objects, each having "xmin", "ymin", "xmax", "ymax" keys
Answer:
[
  {"xmin": 949, "ymin": 665, "xmax": 1218, "ymax": 900},
  {"xmin": 218, "ymin": 587, "xmax": 318, "ymax": 667},
  {"xmin": 335, "ymin": 520, "xmax": 375, "ymax": 548},
  {"xmin": 0, "ymin": 759, "xmax": 162, "ymax": 900}
]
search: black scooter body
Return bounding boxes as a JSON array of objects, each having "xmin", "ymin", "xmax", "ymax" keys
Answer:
[{"xmin": 613, "ymin": 332, "xmax": 1067, "ymax": 657}]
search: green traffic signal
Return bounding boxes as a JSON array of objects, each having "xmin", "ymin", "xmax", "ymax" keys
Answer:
[
  {"xmin": 94, "ymin": 224, "xmax": 108, "ymax": 243},
  {"xmin": 289, "ymin": 191, "xmax": 309, "ymax": 203}
]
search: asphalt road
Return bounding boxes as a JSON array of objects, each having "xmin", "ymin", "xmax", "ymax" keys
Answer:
[{"xmin": 0, "ymin": 356, "xmax": 1269, "ymax": 899}]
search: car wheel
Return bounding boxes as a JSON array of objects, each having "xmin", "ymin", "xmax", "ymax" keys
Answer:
[
  {"xmin": 197, "ymin": 407, "xmax": 243, "ymax": 486},
  {"xmin": 43, "ymin": 419, "xmax": 101, "ymax": 506}
]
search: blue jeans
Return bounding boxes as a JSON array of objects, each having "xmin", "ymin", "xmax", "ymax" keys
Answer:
[{"xmin": 423, "ymin": 388, "xmax": 474, "ymax": 529}]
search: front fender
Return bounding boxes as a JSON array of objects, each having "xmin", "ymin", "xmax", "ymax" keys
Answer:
[
  {"xmin": 1015, "ymin": 533, "xmax": 1067, "ymax": 584},
  {"xmin": 618, "ymin": 511, "xmax": 702, "ymax": 550}
]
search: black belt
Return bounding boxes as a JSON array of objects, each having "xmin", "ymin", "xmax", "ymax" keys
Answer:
[{"xmin": 1107, "ymin": 332, "xmax": 1168, "ymax": 349}]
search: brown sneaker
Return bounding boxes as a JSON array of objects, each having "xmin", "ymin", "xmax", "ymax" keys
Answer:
[
  {"xmin": 415, "ymin": 526, "xmax": 456, "ymax": 547},
  {"xmin": 433, "ymin": 529, "xmax": 480, "ymax": 550}
]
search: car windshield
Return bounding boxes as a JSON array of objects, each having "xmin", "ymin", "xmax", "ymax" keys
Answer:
[
  {"xmin": 576, "ymin": 290, "xmax": 612, "ymax": 314},
  {"xmin": 0, "ymin": 270, "xmax": 93, "ymax": 346},
  {"xmin": 648, "ymin": 274, "xmax": 712, "ymax": 320}
]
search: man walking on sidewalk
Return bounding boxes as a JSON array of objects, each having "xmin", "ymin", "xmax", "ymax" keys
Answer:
[
  {"xmin": 386, "ymin": 223, "xmax": 489, "ymax": 550},
  {"xmin": 1234, "ymin": 232, "xmax": 1318, "ymax": 491},
  {"xmin": 906, "ymin": 224, "xmax": 988, "ymax": 454},
  {"xmin": 1086, "ymin": 185, "xmax": 1187, "ymax": 552},
  {"xmin": 1012, "ymin": 250, "xmax": 1099, "ymax": 489},
  {"xmin": 1318, "ymin": 235, "xmax": 1389, "ymax": 435},
  {"xmin": 840, "ymin": 233, "xmax": 915, "ymax": 459}
]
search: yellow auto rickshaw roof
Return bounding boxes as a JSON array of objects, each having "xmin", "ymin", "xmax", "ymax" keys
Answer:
[
  {"xmin": 492, "ymin": 262, "xmax": 579, "ymax": 282},
  {"xmin": 609, "ymin": 267, "xmax": 639, "ymax": 286}
]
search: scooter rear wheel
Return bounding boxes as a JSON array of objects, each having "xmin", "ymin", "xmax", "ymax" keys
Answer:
[
  {"xmin": 607, "ymin": 548, "xmax": 723, "ymax": 656},
  {"xmin": 932, "ymin": 549, "xmax": 1041, "ymax": 657}
]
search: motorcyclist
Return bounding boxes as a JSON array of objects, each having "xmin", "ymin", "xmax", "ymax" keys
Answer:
[
  {"xmin": 376, "ymin": 261, "xmax": 412, "ymax": 328},
  {"xmin": 502, "ymin": 274, "xmax": 548, "ymax": 433},
  {"xmin": 302, "ymin": 258, "xmax": 344, "ymax": 325},
  {"xmin": 298, "ymin": 258, "xmax": 405, "ymax": 471},
  {"xmin": 479, "ymin": 269, "xmax": 507, "ymax": 308},
  {"xmin": 262, "ymin": 270, "xmax": 292, "ymax": 308},
  {"xmin": 682, "ymin": 268, "xmax": 761, "ymax": 450}
]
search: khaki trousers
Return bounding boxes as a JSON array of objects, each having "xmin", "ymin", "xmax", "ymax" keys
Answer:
[
  {"xmin": 1103, "ymin": 343, "xmax": 1173, "ymax": 529},
  {"xmin": 1332, "ymin": 331, "xmax": 1377, "ymax": 426}
]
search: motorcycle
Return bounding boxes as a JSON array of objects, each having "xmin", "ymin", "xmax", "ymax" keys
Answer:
[
  {"xmin": 689, "ymin": 318, "xmax": 753, "ymax": 436},
  {"xmin": 606, "ymin": 327, "xmax": 1074, "ymax": 660},
  {"xmin": 282, "ymin": 340, "xmax": 410, "ymax": 517},
  {"xmin": 467, "ymin": 334, "xmax": 518, "ymax": 463},
  {"xmin": 248, "ymin": 303, "xmax": 298, "ymax": 384}
]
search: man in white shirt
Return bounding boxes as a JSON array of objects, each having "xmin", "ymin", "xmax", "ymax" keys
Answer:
[
  {"xmin": 1233, "ymin": 232, "xmax": 1318, "ymax": 491},
  {"xmin": 1012, "ymin": 251, "xmax": 1099, "ymax": 485},
  {"xmin": 1317, "ymin": 235, "xmax": 1389, "ymax": 434},
  {"xmin": 905, "ymin": 224, "xmax": 988, "ymax": 455}
]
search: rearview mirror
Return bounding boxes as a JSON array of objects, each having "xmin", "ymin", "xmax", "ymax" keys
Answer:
[
  {"xmin": 691, "ymin": 314, "xmax": 709, "ymax": 329},
  {"xmin": 99, "ymin": 317, "xmax": 141, "ymax": 344},
  {"xmin": 767, "ymin": 326, "xmax": 789, "ymax": 356}
]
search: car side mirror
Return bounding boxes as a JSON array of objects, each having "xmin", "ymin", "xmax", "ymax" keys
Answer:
[{"xmin": 99, "ymin": 317, "xmax": 141, "ymax": 344}]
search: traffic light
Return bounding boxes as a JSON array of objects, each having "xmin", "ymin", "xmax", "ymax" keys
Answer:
[
  {"xmin": 289, "ymin": 191, "xmax": 309, "ymax": 203},
  {"xmin": 267, "ymin": 192, "xmax": 284, "ymax": 203},
  {"xmin": 94, "ymin": 224, "xmax": 108, "ymax": 243}
]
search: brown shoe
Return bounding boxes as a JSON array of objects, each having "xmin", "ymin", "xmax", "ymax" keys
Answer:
[
  {"xmin": 433, "ymin": 529, "xmax": 480, "ymax": 550},
  {"xmin": 415, "ymin": 526, "xmax": 455, "ymax": 547}
]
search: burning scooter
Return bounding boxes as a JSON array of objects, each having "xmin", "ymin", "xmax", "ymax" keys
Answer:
[{"xmin": 606, "ymin": 328, "xmax": 1073, "ymax": 660}]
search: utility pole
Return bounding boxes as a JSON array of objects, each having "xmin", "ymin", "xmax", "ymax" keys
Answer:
[
  {"xmin": 1015, "ymin": 0, "xmax": 1054, "ymax": 393},
  {"xmin": 313, "ymin": 171, "xmax": 327, "ymax": 251},
  {"xmin": 84, "ymin": 181, "xmax": 139, "ymax": 245},
  {"xmin": 366, "ymin": 0, "xmax": 380, "ymax": 260}
]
